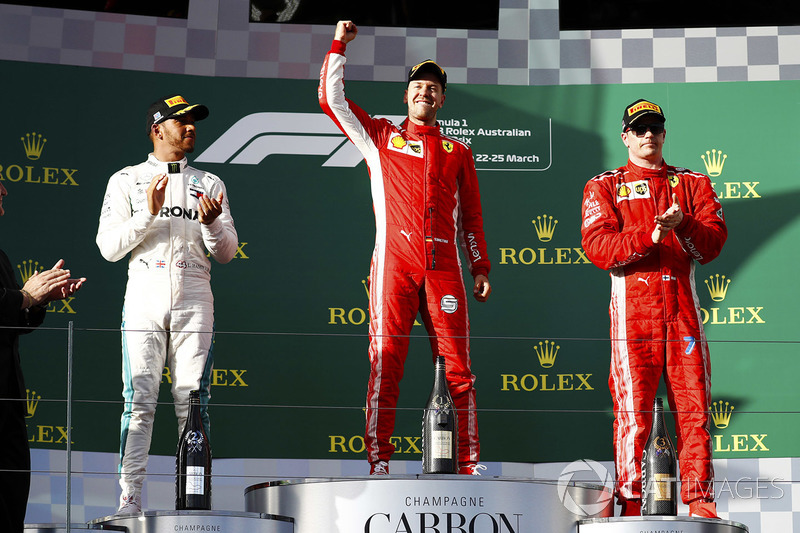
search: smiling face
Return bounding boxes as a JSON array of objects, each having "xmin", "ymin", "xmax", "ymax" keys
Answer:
[
  {"xmin": 404, "ymin": 73, "xmax": 445, "ymax": 126},
  {"xmin": 621, "ymin": 115, "xmax": 666, "ymax": 169}
]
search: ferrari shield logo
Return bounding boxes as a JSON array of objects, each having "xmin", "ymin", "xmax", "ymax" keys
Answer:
[{"xmin": 442, "ymin": 140, "xmax": 454, "ymax": 153}]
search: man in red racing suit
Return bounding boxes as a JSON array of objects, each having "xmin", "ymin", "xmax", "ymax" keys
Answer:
[
  {"xmin": 319, "ymin": 21, "xmax": 492, "ymax": 475},
  {"xmin": 581, "ymin": 99, "xmax": 726, "ymax": 518}
]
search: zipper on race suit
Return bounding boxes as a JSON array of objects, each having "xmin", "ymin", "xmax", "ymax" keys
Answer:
[
  {"xmin": 422, "ymin": 134, "xmax": 436, "ymax": 271},
  {"xmin": 426, "ymin": 207, "xmax": 436, "ymax": 270},
  {"xmin": 649, "ymin": 173, "xmax": 672, "ymax": 323}
]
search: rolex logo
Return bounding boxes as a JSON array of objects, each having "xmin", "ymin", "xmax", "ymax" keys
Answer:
[
  {"xmin": 532, "ymin": 215, "xmax": 558, "ymax": 242},
  {"xmin": 26, "ymin": 389, "xmax": 40, "ymax": 418},
  {"xmin": 704, "ymin": 274, "xmax": 730, "ymax": 302},
  {"xmin": 21, "ymin": 132, "xmax": 47, "ymax": 161},
  {"xmin": 534, "ymin": 340, "xmax": 559, "ymax": 368},
  {"xmin": 17, "ymin": 260, "xmax": 42, "ymax": 284},
  {"xmin": 701, "ymin": 149, "xmax": 727, "ymax": 177},
  {"xmin": 710, "ymin": 400, "xmax": 734, "ymax": 429}
]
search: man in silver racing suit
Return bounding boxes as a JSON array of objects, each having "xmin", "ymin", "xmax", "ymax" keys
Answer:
[{"xmin": 96, "ymin": 94, "xmax": 237, "ymax": 514}]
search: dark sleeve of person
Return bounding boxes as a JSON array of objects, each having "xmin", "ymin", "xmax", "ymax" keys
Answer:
[{"xmin": 0, "ymin": 251, "xmax": 46, "ymax": 333}]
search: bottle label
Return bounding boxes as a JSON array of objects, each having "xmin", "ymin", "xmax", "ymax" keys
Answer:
[
  {"xmin": 431, "ymin": 430, "xmax": 453, "ymax": 459},
  {"xmin": 653, "ymin": 473, "xmax": 673, "ymax": 501},
  {"xmin": 187, "ymin": 431, "xmax": 205, "ymax": 453},
  {"xmin": 432, "ymin": 395, "xmax": 451, "ymax": 412},
  {"xmin": 186, "ymin": 465, "xmax": 206, "ymax": 495},
  {"xmin": 654, "ymin": 436, "xmax": 670, "ymax": 454}
]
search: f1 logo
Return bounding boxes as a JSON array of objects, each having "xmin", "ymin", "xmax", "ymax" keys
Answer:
[{"xmin": 195, "ymin": 112, "xmax": 405, "ymax": 167}]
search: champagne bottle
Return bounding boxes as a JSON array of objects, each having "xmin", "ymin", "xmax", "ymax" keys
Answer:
[
  {"xmin": 641, "ymin": 397, "xmax": 677, "ymax": 516},
  {"xmin": 176, "ymin": 390, "xmax": 212, "ymax": 510},
  {"xmin": 422, "ymin": 356, "xmax": 458, "ymax": 474}
]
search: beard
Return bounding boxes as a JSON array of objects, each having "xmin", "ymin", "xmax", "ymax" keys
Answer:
[
  {"xmin": 170, "ymin": 135, "xmax": 195, "ymax": 154},
  {"xmin": 409, "ymin": 102, "xmax": 438, "ymax": 124}
]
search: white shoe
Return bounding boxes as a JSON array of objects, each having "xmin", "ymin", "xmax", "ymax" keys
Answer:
[
  {"xmin": 117, "ymin": 493, "xmax": 142, "ymax": 515},
  {"xmin": 370, "ymin": 460, "xmax": 389, "ymax": 475}
]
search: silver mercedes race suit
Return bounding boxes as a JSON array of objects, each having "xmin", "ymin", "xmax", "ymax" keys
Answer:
[{"xmin": 96, "ymin": 154, "xmax": 237, "ymax": 501}]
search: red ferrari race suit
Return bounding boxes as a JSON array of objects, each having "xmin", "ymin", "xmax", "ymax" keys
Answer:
[
  {"xmin": 581, "ymin": 160, "xmax": 727, "ymax": 505},
  {"xmin": 319, "ymin": 40, "xmax": 490, "ymax": 468}
]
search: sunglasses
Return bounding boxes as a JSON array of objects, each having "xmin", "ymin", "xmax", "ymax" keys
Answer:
[{"xmin": 626, "ymin": 123, "xmax": 665, "ymax": 137}]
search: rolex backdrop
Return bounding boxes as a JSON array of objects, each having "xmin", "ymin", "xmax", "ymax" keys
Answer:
[{"xmin": 2, "ymin": 60, "xmax": 795, "ymax": 464}]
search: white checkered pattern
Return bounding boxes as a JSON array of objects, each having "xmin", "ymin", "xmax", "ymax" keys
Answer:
[
  {"xmin": 0, "ymin": 0, "xmax": 799, "ymax": 85},
  {"xmin": 25, "ymin": 450, "xmax": 800, "ymax": 531}
]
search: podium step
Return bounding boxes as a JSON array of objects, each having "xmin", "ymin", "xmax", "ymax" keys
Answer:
[
  {"xmin": 26, "ymin": 526, "xmax": 109, "ymax": 533},
  {"xmin": 246, "ymin": 474, "xmax": 613, "ymax": 533},
  {"xmin": 88, "ymin": 510, "xmax": 293, "ymax": 533},
  {"xmin": 579, "ymin": 516, "xmax": 749, "ymax": 532}
]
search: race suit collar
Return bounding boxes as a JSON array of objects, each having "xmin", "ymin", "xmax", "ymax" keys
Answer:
[
  {"xmin": 626, "ymin": 159, "xmax": 667, "ymax": 179},
  {"xmin": 401, "ymin": 118, "xmax": 441, "ymax": 136},
  {"xmin": 147, "ymin": 153, "xmax": 189, "ymax": 173}
]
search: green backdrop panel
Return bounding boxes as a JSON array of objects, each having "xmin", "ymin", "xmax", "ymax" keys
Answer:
[{"xmin": 2, "ymin": 61, "xmax": 794, "ymax": 463}]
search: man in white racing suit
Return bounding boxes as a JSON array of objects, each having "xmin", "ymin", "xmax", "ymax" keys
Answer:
[{"xmin": 96, "ymin": 94, "xmax": 237, "ymax": 514}]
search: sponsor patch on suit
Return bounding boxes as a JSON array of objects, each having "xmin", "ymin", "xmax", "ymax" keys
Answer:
[{"xmin": 617, "ymin": 180, "xmax": 651, "ymax": 201}]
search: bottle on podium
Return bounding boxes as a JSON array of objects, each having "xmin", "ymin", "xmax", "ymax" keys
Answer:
[
  {"xmin": 176, "ymin": 390, "xmax": 212, "ymax": 510},
  {"xmin": 422, "ymin": 356, "xmax": 458, "ymax": 474},
  {"xmin": 641, "ymin": 397, "xmax": 677, "ymax": 516}
]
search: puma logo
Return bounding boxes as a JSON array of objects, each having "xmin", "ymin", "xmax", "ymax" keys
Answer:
[
  {"xmin": 400, "ymin": 230, "xmax": 412, "ymax": 242},
  {"xmin": 637, "ymin": 277, "xmax": 649, "ymax": 287}
]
